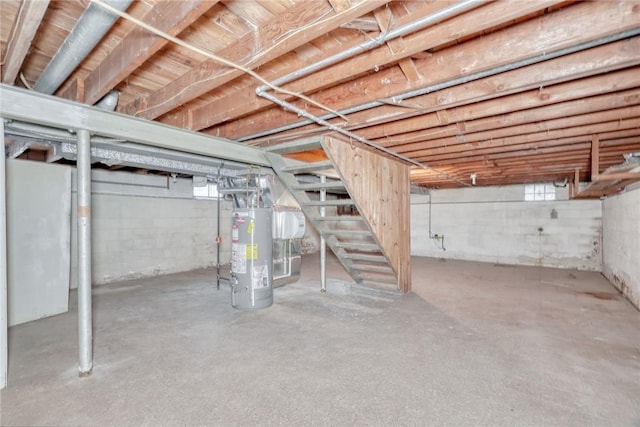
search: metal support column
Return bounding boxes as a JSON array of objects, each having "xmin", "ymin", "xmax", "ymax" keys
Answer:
[
  {"xmin": 77, "ymin": 129, "xmax": 93, "ymax": 377},
  {"xmin": 1, "ymin": 119, "xmax": 8, "ymax": 389},
  {"xmin": 320, "ymin": 175, "xmax": 326, "ymax": 293}
]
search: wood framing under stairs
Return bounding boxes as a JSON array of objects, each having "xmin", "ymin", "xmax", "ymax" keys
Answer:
[{"xmin": 266, "ymin": 135, "xmax": 411, "ymax": 293}]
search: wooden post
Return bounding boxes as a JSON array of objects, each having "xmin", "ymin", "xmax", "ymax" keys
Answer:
[{"xmin": 591, "ymin": 134, "xmax": 600, "ymax": 181}]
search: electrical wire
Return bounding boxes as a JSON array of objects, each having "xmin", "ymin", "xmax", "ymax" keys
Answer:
[
  {"xmin": 19, "ymin": 72, "xmax": 33, "ymax": 90},
  {"xmin": 90, "ymin": 0, "xmax": 347, "ymax": 120}
]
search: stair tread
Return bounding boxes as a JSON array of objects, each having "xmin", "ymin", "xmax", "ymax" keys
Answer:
[
  {"xmin": 292, "ymin": 181, "xmax": 345, "ymax": 191},
  {"xmin": 333, "ymin": 242, "xmax": 382, "ymax": 251},
  {"xmin": 356, "ymin": 274, "xmax": 398, "ymax": 285},
  {"xmin": 350, "ymin": 264, "xmax": 395, "ymax": 273},
  {"xmin": 321, "ymin": 229, "xmax": 372, "ymax": 236},
  {"xmin": 313, "ymin": 216, "xmax": 363, "ymax": 221},
  {"xmin": 343, "ymin": 253, "xmax": 388, "ymax": 262},
  {"xmin": 304, "ymin": 199, "xmax": 355, "ymax": 206}
]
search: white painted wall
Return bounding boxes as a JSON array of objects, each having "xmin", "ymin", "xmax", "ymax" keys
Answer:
[
  {"xmin": 6, "ymin": 160, "xmax": 71, "ymax": 325},
  {"xmin": 411, "ymin": 185, "xmax": 602, "ymax": 270},
  {"xmin": 68, "ymin": 169, "xmax": 232, "ymax": 287},
  {"xmin": 602, "ymin": 184, "xmax": 640, "ymax": 309}
]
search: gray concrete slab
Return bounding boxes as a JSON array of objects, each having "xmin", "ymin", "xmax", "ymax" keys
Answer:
[{"xmin": 1, "ymin": 255, "xmax": 639, "ymax": 426}]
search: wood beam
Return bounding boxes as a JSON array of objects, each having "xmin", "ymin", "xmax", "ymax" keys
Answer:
[
  {"xmin": 595, "ymin": 172, "xmax": 640, "ymax": 181},
  {"xmin": 375, "ymin": 90, "xmax": 640, "ymax": 148},
  {"xmin": 57, "ymin": 78, "xmax": 85, "ymax": 103},
  {"xmin": 1, "ymin": 0, "xmax": 50, "ymax": 84},
  {"xmin": 76, "ymin": 0, "xmax": 217, "ymax": 105},
  {"xmin": 187, "ymin": 0, "xmax": 561, "ymax": 132},
  {"xmin": 591, "ymin": 135, "xmax": 600, "ymax": 181},
  {"xmin": 208, "ymin": 2, "xmax": 638, "ymax": 139},
  {"xmin": 414, "ymin": 130, "xmax": 640, "ymax": 164},
  {"xmin": 121, "ymin": 0, "xmax": 389, "ymax": 119},
  {"xmin": 356, "ymin": 68, "xmax": 640, "ymax": 142},
  {"xmin": 395, "ymin": 116, "xmax": 640, "ymax": 158}
]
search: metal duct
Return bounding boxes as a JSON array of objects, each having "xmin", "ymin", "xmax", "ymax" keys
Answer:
[
  {"xmin": 94, "ymin": 90, "xmax": 119, "ymax": 111},
  {"xmin": 34, "ymin": 0, "xmax": 133, "ymax": 95}
]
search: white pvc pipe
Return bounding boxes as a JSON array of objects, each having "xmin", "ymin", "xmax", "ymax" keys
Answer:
[
  {"xmin": 77, "ymin": 129, "xmax": 93, "ymax": 377},
  {"xmin": 320, "ymin": 175, "xmax": 326, "ymax": 293},
  {"xmin": 1, "ymin": 119, "xmax": 8, "ymax": 389}
]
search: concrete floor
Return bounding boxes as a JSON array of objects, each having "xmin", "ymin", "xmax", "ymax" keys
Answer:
[{"xmin": 1, "ymin": 254, "xmax": 639, "ymax": 426}]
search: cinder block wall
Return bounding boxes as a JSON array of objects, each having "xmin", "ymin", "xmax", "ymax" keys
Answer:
[
  {"xmin": 602, "ymin": 185, "xmax": 640, "ymax": 309},
  {"xmin": 70, "ymin": 169, "xmax": 232, "ymax": 288},
  {"xmin": 411, "ymin": 185, "xmax": 602, "ymax": 271}
]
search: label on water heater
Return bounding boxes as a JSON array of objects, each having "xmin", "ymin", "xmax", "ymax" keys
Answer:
[
  {"xmin": 246, "ymin": 243, "xmax": 258, "ymax": 260},
  {"xmin": 231, "ymin": 243, "xmax": 246, "ymax": 274},
  {"xmin": 231, "ymin": 224, "xmax": 239, "ymax": 242},
  {"xmin": 252, "ymin": 264, "xmax": 269, "ymax": 289}
]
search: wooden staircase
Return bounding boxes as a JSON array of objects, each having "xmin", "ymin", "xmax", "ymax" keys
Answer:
[{"xmin": 265, "ymin": 135, "xmax": 411, "ymax": 293}]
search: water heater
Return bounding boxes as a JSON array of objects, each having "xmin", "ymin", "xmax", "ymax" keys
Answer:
[{"xmin": 230, "ymin": 208, "xmax": 273, "ymax": 310}]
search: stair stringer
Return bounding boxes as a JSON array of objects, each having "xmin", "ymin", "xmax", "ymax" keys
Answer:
[{"xmin": 321, "ymin": 135, "xmax": 412, "ymax": 293}]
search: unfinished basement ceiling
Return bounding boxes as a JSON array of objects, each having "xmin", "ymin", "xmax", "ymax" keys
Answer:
[{"xmin": 1, "ymin": 0, "xmax": 639, "ymax": 188}]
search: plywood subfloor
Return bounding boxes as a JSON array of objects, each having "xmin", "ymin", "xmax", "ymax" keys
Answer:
[{"xmin": 1, "ymin": 255, "xmax": 639, "ymax": 425}]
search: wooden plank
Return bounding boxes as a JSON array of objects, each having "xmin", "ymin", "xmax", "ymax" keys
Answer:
[
  {"xmin": 402, "ymin": 118, "xmax": 640, "ymax": 159},
  {"xmin": 81, "ymin": 0, "xmax": 217, "ymax": 105},
  {"xmin": 323, "ymin": 135, "xmax": 411, "ymax": 292},
  {"xmin": 122, "ymin": 0, "xmax": 389, "ymax": 119},
  {"xmin": 416, "ymin": 129, "xmax": 640, "ymax": 164},
  {"xmin": 1, "ymin": 0, "xmax": 50, "ymax": 84},
  {"xmin": 378, "ymin": 89, "xmax": 640, "ymax": 148},
  {"xmin": 186, "ymin": 0, "xmax": 559, "ymax": 132},
  {"xmin": 328, "ymin": 0, "xmax": 352, "ymax": 13},
  {"xmin": 574, "ymin": 168, "xmax": 580, "ymax": 196},
  {"xmin": 356, "ymin": 67, "xmax": 640, "ymax": 141},
  {"xmin": 57, "ymin": 77, "xmax": 85, "ymax": 103},
  {"xmin": 591, "ymin": 135, "xmax": 600, "ymax": 181},
  {"xmin": 595, "ymin": 172, "xmax": 640, "ymax": 181},
  {"xmin": 206, "ymin": 2, "xmax": 638, "ymax": 139}
]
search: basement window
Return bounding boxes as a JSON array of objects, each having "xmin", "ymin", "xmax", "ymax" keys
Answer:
[{"xmin": 524, "ymin": 183, "xmax": 555, "ymax": 201}]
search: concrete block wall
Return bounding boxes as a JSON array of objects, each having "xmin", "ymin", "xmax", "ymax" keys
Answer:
[
  {"xmin": 602, "ymin": 185, "xmax": 640, "ymax": 309},
  {"xmin": 70, "ymin": 169, "xmax": 232, "ymax": 288},
  {"xmin": 411, "ymin": 185, "xmax": 602, "ymax": 271}
]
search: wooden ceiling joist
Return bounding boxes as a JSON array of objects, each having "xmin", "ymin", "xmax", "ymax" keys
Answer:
[
  {"xmin": 120, "ymin": 0, "xmax": 389, "ymax": 119},
  {"xmin": 1, "ymin": 0, "xmax": 49, "ymax": 84},
  {"xmin": 209, "ymin": 8, "xmax": 640, "ymax": 141},
  {"xmin": 75, "ymin": 0, "xmax": 218, "ymax": 105},
  {"xmin": 376, "ymin": 90, "xmax": 640, "ymax": 148}
]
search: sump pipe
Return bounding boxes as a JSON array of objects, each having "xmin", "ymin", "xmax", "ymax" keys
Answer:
[
  {"xmin": 34, "ymin": 0, "xmax": 132, "ymax": 95},
  {"xmin": 249, "ymin": 28, "xmax": 640, "ymax": 142}
]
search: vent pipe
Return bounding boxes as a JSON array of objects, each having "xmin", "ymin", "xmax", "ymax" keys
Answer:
[{"xmin": 34, "ymin": 0, "xmax": 133, "ymax": 95}]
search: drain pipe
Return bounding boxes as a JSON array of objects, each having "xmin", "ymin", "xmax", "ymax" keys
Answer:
[
  {"xmin": 34, "ymin": 0, "xmax": 133, "ymax": 95},
  {"xmin": 250, "ymin": 28, "xmax": 640, "ymax": 142}
]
